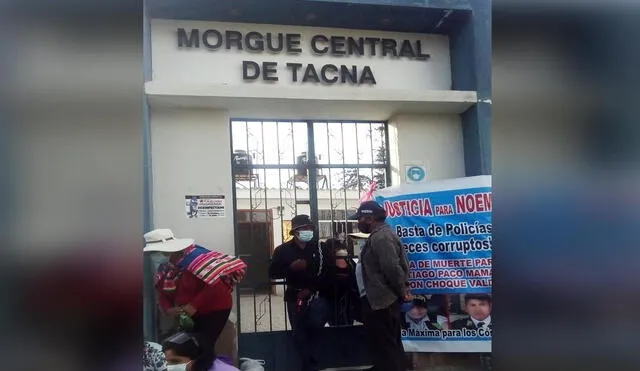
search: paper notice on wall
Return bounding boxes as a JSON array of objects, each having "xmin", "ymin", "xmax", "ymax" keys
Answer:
[{"xmin": 185, "ymin": 195, "xmax": 225, "ymax": 218}]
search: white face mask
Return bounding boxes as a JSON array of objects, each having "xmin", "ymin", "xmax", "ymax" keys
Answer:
[
  {"xmin": 150, "ymin": 253, "xmax": 170, "ymax": 266},
  {"xmin": 297, "ymin": 230, "xmax": 314, "ymax": 242},
  {"xmin": 166, "ymin": 363, "xmax": 189, "ymax": 371}
]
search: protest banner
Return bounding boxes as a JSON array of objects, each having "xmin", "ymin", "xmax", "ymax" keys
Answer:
[{"xmin": 374, "ymin": 175, "xmax": 491, "ymax": 352}]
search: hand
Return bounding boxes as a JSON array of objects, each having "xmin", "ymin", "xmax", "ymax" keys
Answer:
[
  {"xmin": 165, "ymin": 307, "xmax": 182, "ymax": 316},
  {"xmin": 403, "ymin": 288, "xmax": 413, "ymax": 302},
  {"xmin": 290, "ymin": 259, "xmax": 307, "ymax": 271},
  {"xmin": 297, "ymin": 289, "xmax": 311, "ymax": 300},
  {"xmin": 181, "ymin": 304, "xmax": 197, "ymax": 317},
  {"xmin": 335, "ymin": 259, "xmax": 348, "ymax": 269}
]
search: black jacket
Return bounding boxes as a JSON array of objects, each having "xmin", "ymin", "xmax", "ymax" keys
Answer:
[
  {"xmin": 269, "ymin": 239, "xmax": 331, "ymax": 302},
  {"xmin": 321, "ymin": 257, "xmax": 358, "ymax": 300}
]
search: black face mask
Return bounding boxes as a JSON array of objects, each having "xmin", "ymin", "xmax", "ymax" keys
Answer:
[{"xmin": 358, "ymin": 221, "xmax": 372, "ymax": 234}]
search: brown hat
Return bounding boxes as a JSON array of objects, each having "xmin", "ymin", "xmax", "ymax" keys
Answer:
[{"xmin": 291, "ymin": 214, "xmax": 313, "ymax": 231}]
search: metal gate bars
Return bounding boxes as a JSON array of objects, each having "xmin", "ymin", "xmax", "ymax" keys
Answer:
[{"xmin": 230, "ymin": 119, "xmax": 389, "ymax": 370}]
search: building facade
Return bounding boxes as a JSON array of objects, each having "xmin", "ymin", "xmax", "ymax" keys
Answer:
[{"xmin": 143, "ymin": 0, "xmax": 490, "ymax": 368}]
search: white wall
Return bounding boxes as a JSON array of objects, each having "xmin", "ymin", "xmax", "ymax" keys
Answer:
[
  {"xmin": 388, "ymin": 114, "xmax": 465, "ymax": 184},
  {"xmin": 151, "ymin": 19, "xmax": 451, "ymax": 91},
  {"xmin": 151, "ymin": 107, "xmax": 236, "ymax": 255}
]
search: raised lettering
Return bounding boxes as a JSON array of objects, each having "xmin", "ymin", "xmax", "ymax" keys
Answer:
[
  {"xmin": 311, "ymin": 35, "xmax": 329, "ymax": 54},
  {"xmin": 331, "ymin": 36, "xmax": 346, "ymax": 55},
  {"xmin": 399, "ymin": 40, "xmax": 416, "ymax": 58},
  {"xmin": 364, "ymin": 37, "xmax": 380, "ymax": 56},
  {"xmin": 286, "ymin": 63, "xmax": 303, "ymax": 82},
  {"xmin": 320, "ymin": 64, "xmax": 338, "ymax": 83},
  {"xmin": 347, "ymin": 37, "xmax": 365, "ymax": 56},
  {"xmin": 415, "ymin": 40, "xmax": 430, "ymax": 60},
  {"xmin": 202, "ymin": 29, "xmax": 222, "ymax": 49},
  {"xmin": 340, "ymin": 65, "xmax": 357, "ymax": 84},
  {"xmin": 286, "ymin": 33, "xmax": 302, "ymax": 53},
  {"xmin": 177, "ymin": 28, "xmax": 200, "ymax": 48},
  {"xmin": 381, "ymin": 39, "xmax": 398, "ymax": 57},
  {"xmin": 262, "ymin": 62, "xmax": 278, "ymax": 81},
  {"xmin": 245, "ymin": 31, "xmax": 264, "ymax": 52},
  {"xmin": 225, "ymin": 30, "xmax": 243, "ymax": 50},
  {"xmin": 242, "ymin": 61, "xmax": 260, "ymax": 80},
  {"xmin": 359, "ymin": 66, "xmax": 376, "ymax": 84},
  {"xmin": 266, "ymin": 33, "xmax": 284, "ymax": 52},
  {"xmin": 302, "ymin": 64, "xmax": 320, "ymax": 83}
]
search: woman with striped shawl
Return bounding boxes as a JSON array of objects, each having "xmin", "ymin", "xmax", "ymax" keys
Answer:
[{"xmin": 144, "ymin": 229, "xmax": 246, "ymax": 346}]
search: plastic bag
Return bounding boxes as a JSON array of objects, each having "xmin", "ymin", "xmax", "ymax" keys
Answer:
[
  {"xmin": 178, "ymin": 312, "xmax": 194, "ymax": 331},
  {"xmin": 239, "ymin": 357, "xmax": 266, "ymax": 371}
]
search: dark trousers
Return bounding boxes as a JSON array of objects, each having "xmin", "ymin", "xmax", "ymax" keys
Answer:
[
  {"xmin": 193, "ymin": 309, "xmax": 231, "ymax": 346},
  {"xmin": 286, "ymin": 298, "xmax": 328, "ymax": 371},
  {"xmin": 362, "ymin": 298, "xmax": 406, "ymax": 371}
]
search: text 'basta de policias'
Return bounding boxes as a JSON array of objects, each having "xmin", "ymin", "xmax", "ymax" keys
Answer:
[{"xmin": 177, "ymin": 28, "xmax": 431, "ymax": 85}]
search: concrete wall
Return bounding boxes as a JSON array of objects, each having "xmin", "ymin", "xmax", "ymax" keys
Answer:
[
  {"xmin": 388, "ymin": 114, "xmax": 466, "ymax": 185},
  {"xmin": 150, "ymin": 107, "xmax": 236, "ymax": 256}
]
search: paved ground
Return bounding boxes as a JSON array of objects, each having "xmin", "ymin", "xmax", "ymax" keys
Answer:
[{"xmin": 239, "ymin": 288, "xmax": 290, "ymax": 333}]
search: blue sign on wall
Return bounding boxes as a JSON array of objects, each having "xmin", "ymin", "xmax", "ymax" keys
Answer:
[{"xmin": 405, "ymin": 165, "xmax": 427, "ymax": 183}]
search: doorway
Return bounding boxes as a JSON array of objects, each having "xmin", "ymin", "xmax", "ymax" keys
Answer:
[
  {"xmin": 231, "ymin": 119, "xmax": 390, "ymax": 370},
  {"xmin": 236, "ymin": 209, "xmax": 274, "ymax": 294}
]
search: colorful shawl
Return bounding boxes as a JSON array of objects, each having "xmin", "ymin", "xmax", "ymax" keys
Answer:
[{"xmin": 154, "ymin": 245, "xmax": 247, "ymax": 293}]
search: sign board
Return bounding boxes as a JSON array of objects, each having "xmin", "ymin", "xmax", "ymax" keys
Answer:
[
  {"xmin": 374, "ymin": 176, "xmax": 492, "ymax": 353},
  {"xmin": 151, "ymin": 20, "xmax": 452, "ymax": 90},
  {"xmin": 185, "ymin": 195, "xmax": 225, "ymax": 218},
  {"xmin": 405, "ymin": 163, "xmax": 427, "ymax": 183}
]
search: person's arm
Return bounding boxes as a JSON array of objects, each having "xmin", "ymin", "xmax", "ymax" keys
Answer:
[
  {"xmin": 370, "ymin": 232, "xmax": 407, "ymax": 299},
  {"xmin": 316, "ymin": 241, "xmax": 337, "ymax": 293},
  {"xmin": 269, "ymin": 245, "xmax": 290, "ymax": 279}
]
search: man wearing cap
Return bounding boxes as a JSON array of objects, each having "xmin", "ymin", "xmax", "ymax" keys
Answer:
[
  {"xmin": 144, "ymin": 229, "xmax": 246, "ymax": 347},
  {"xmin": 269, "ymin": 214, "xmax": 331, "ymax": 371},
  {"xmin": 352, "ymin": 201, "xmax": 410, "ymax": 371},
  {"xmin": 401, "ymin": 295, "xmax": 446, "ymax": 331}
]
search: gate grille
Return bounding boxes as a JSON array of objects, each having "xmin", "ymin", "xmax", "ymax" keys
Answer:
[{"xmin": 231, "ymin": 120, "xmax": 390, "ymax": 334}]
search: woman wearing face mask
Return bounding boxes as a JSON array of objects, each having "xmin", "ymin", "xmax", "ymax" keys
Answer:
[
  {"xmin": 162, "ymin": 332, "xmax": 239, "ymax": 371},
  {"xmin": 321, "ymin": 238, "xmax": 359, "ymax": 326},
  {"xmin": 269, "ymin": 214, "xmax": 332, "ymax": 371},
  {"xmin": 144, "ymin": 229, "xmax": 247, "ymax": 347}
]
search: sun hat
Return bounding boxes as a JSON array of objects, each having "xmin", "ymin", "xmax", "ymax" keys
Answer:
[
  {"xmin": 143, "ymin": 229, "xmax": 194, "ymax": 253},
  {"xmin": 290, "ymin": 214, "xmax": 314, "ymax": 231},
  {"xmin": 348, "ymin": 232, "xmax": 370, "ymax": 239}
]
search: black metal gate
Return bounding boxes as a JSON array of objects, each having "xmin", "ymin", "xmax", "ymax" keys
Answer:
[{"xmin": 230, "ymin": 119, "xmax": 390, "ymax": 370}]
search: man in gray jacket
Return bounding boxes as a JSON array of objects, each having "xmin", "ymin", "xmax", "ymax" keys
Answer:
[{"xmin": 352, "ymin": 201, "xmax": 410, "ymax": 371}]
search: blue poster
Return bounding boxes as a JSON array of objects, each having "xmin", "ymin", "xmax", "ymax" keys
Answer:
[{"xmin": 374, "ymin": 176, "xmax": 492, "ymax": 353}]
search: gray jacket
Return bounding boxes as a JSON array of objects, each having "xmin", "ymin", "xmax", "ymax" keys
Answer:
[{"xmin": 361, "ymin": 223, "xmax": 409, "ymax": 310}]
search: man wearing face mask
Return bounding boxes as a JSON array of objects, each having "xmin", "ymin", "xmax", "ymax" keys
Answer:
[
  {"xmin": 351, "ymin": 201, "xmax": 410, "ymax": 371},
  {"xmin": 269, "ymin": 214, "xmax": 331, "ymax": 371}
]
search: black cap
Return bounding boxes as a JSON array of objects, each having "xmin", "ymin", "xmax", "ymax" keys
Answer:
[
  {"xmin": 291, "ymin": 214, "xmax": 313, "ymax": 231},
  {"xmin": 348, "ymin": 200, "xmax": 386, "ymax": 220},
  {"xmin": 412, "ymin": 295, "xmax": 428, "ymax": 307}
]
